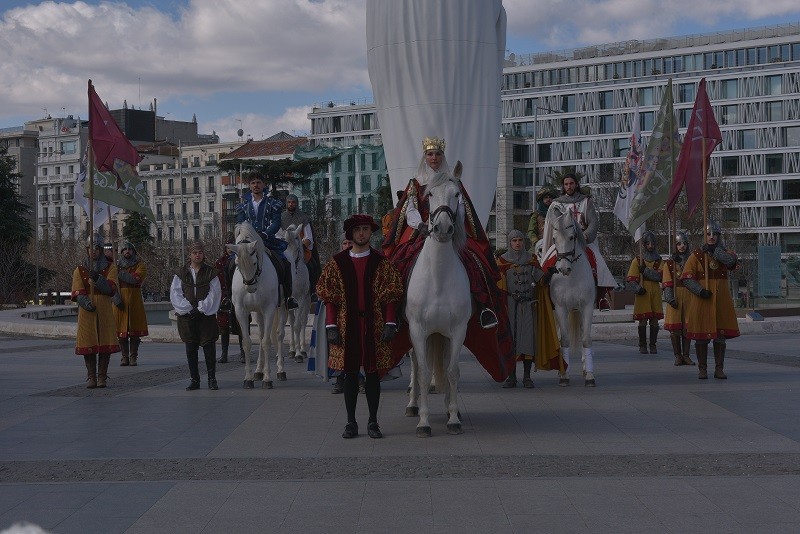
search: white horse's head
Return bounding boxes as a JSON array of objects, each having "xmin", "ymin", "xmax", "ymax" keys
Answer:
[
  {"xmin": 546, "ymin": 203, "xmax": 585, "ymax": 276},
  {"xmin": 424, "ymin": 167, "xmax": 465, "ymax": 250},
  {"xmin": 283, "ymin": 224, "xmax": 303, "ymax": 265},
  {"xmin": 228, "ymin": 221, "xmax": 264, "ymax": 293}
]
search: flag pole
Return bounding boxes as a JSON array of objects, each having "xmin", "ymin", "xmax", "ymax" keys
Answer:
[
  {"xmin": 87, "ymin": 80, "xmax": 95, "ymax": 299},
  {"xmin": 702, "ymin": 139, "xmax": 709, "ymax": 287}
]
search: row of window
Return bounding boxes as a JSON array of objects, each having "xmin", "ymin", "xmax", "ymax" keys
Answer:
[
  {"xmin": 504, "ymin": 42, "xmax": 800, "ymax": 90},
  {"xmin": 736, "ymin": 179, "xmax": 800, "ymax": 201},
  {"xmin": 154, "ymin": 201, "xmax": 216, "ymax": 218}
]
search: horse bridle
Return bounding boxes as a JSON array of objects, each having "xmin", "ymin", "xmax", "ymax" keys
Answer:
[
  {"xmin": 553, "ymin": 213, "xmax": 583, "ymax": 264},
  {"xmin": 238, "ymin": 240, "xmax": 262, "ymax": 286},
  {"xmin": 427, "ymin": 204, "xmax": 456, "ymax": 236}
]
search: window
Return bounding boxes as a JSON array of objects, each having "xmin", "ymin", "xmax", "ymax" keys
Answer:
[
  {"xmin": 347, "ymin": 154, "xmax": 355, "ymax": 171},
  {"xmin": 737, "ymin": 181, "xmax": 756, "ymax": 201},
  {"xmin": 168, "ymin": 204, "xmax": 175, "ymax": 216},
  {"xmin": 208, "ymin": 200, "xmax": 214, "ymax": 213},
  {"xmin": 334, "ymin": 176, "xmax": 341, "ymax": 194},
  {"xmin": 55, "ymin": 166, "xmax": 61, "ymax": 176},
  {"xmin": 560, "ymin": 117, "xmax": 576, "ymax": 137},
  {"xmin": 766, "ymin": 75, "xmax": 782, "ymax": 96},
  {"xmin": 723, "ymin": 208, "xmax": 739, "ymax": 225},
  {"xmin": 766, "ymin": 154, "xmax": 783, "ymax": 175},
  {"xmin": 784, "ymin": 233, "xmax": 800, "ymax": 253},
  {"xmin": 599, "ymin": 91, "xmax": 613, "ymax": 110},
  {"xmin": 331, "ymin": 198, "xmax": 341, "ymax": 216},
  {"xmin": 194, "ymin": 226, "xmax": 200, "ymax": 240},
  {"xmin": 576, "ymin": 140, "xmax": 591, "ymax": 159},
  {"xmin": 207, "ymin": 176, "xmax": 215, "ymax": 192},
  {"xmin": 538, "ymin": 144, "xmax": 552, "ymax": 163},
  {"xmin": 512, "ymin": 191, "xmax": 531, "ymax": 210},
  {"xmin": 361, "ymin": 174, "xmax": 372, "ymax": 192},
  {"xmin": 678, "ymin": 109, "xmax": 692, "ymax": 129},
  {"xmin": 332, "ymin": 116, "xmax": 341, "ymax": 133},
  {"xmin": 786, "ymin": 126, "xmax": 800, "ymax": 147},
  {"xmin": 740, "ymin": 130, "xmax": 756, "ymax": 150},
  {"xmin": 68, "ymin": 164, "xmax": 74, "ymax": 174},
  {"xmin": 347, "ymin": 175, "xmax": 355, "ymax": 193},
  {"xmin": 599, "ymin": 115, "xmax": 614, "ymax": 134},
  {"xmin": 721, "ymin": 105, "xmax": 738, "ymax": 125},
  {"xmin": 192, "ymin": 176, "xmax": 199, "ymax": 192},
  {"xmin": 640, "ymin": 111, "xmax": 655, "ymax": 131},
  {"xmin": 333, "ymin": 158, "xmax": 342, "ymax": 172},
  {"xmin": 512, "ymin": 144, "xmax": 529, "ymax": 163},
  {"xmin": 678, "ymin": 83, "xmax": 695, "ymax": 103},
  {"xmin": 783, "ymin": 179, "xmax": 800, "ymax": 200},
  {"xmin": 181, "ymin": 178, "xmax": 187, "ymax": 194},
  {"xmin": 614, "ymin": 138, "xmax": 630, "ymax": 158},
  {"xmin": 720, "ymin": 79, "xmax": 738, "ymax": 99},
  {"xmin": 512, "ymin": 168, "xmax": 533, "ymax": 187},
  {"xmin": 193, "ymin": 201, "xmax": 200, "ymax": 214},
  {"xmin": 639, "ymin": 87, "xmax": 655, "ymax": 106},
  {"xmin": 720, "ymin": 157, "xmax": 738, "ymax": 177},
  {"xmin": 61, "ymin": 140, "xmax": 77, "ymax": 154},
  {"xmin": 766, "ymin": 207, "xmax": 782, "ymax": 226},
  {"xmin": 561, "ymin": 94, "xmax": 575, "ymax": 113},
  {"xmin": 156, "ymin": 179, "xmax": 162, "ymax": 195},
  {"xmin": 168, "ymin": 179, "xmax": 174, "ymax": 195}
]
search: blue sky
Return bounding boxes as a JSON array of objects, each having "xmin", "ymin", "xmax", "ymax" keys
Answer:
[{"xmin": 1, "ymin": 1, "xmax": 799, "ymax": 141}]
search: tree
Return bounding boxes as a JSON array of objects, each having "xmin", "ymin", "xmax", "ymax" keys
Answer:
[
  {"xmin": 0, "ymin": 147, "xmax": 39, "ymax": 305},
  {"xmin": 122, "ymin": 211, "xmax": 154, "ymax": 253},
  {"xmin": 216, "ymin": 156, "xmax": 336, "ymax": 194}
]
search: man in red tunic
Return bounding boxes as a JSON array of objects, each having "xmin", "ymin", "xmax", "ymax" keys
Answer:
[{"xmin": 317, "ymin": 214, "xmax": 404, "ymax": 439}]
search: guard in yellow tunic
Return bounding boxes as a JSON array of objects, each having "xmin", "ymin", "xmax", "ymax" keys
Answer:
[
  {"xmin": 626, "ymin": 231, "xmax": 664, "ymax": 354},
  {"xmin": 681, "ymin": 221, "xmax": 739, "ymax": 379},
  {"xmin": 661, "ymin": 231, "xmax": 695, "ymax": 366},
  {"xmin": 71, "ymin": 234, "xmax": 121, "ymax": 388},
  {"xmin": 496, "ymin": 230, "xmax": 561, "ymax": 388},
  {"xmin": 115, "ymin": 241, "xmax": 149, "ymax": 366}
]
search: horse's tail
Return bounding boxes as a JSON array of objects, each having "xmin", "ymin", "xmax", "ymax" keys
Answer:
[{"xmin": 568, "ymin": 309, "xmax": 582, "ymax": 351}]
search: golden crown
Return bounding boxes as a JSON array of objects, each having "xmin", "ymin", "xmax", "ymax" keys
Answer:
[{"xmin": 422, "ymin": 136, "xmax": 445, "ymax": 153}]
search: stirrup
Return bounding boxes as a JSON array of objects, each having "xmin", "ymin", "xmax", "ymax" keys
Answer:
[
  {"xmin": 479, "ymin": 308, "xmax": 498, "ymax": 329},
  {"xmin": 286, "ymin": 297, "xmax": 299, "ymax": 310}
]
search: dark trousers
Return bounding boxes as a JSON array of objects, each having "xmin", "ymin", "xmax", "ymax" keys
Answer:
[
  {"xmin": 343, "ymin": 371, "xmax": 380, "ymax": 424},
  {"xmin": 186, "ymin": 342, "xmax": 216, "ymax": 382}
]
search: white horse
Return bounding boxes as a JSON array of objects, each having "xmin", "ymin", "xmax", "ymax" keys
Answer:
[
  {"xmin": 285, "ymin": 224, "xmax": 311, "ymax": 362},
  {"xmin": 405, "ymin": 167, "xmax": 472, "ymax": 437},
  {"xmin": 546, "ymin": 204, "xmax": 596, "ymax": 387},
  {"xmin": 227, "ymin": 221, "xmax": 283, "ymax": 389}
]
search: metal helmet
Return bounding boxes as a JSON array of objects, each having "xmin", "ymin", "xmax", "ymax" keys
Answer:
[
  {"xmin": 674, "ymin": 231, "xmax": 690, "ymax": 247},
  {"xmin": 86, "ymin": 233, "xmax": 104, "ymax": 249},
  {"xmin": 119, "ymin": 240, "xmax": 136, "ymax": 254},
  {"xmin": 286, "ymin": 194, "xmax": 299, "ymax": 203},
  {"xmin": 705, "ymin": 220, "xmax": 722, "ymax": 235},
  {"xmin": 642, "ymin": 231, "xmax": 656, "ymax": 247}
]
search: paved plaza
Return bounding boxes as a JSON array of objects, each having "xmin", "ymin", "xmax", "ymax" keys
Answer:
[{"xmin": 1, "ymin": 316, "xmax": 800, "ymax": 533}]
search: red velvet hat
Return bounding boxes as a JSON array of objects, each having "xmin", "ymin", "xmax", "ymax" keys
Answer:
[{"xmin": 343, "ymin": 214, "xmax": 379, "ymax": 240}]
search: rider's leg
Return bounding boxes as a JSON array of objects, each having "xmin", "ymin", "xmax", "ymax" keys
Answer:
[{"xmin": 281, "ymin": 257, "xmax": 298, "ymax": 310}]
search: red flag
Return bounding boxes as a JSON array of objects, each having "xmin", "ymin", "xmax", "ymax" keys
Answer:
[
  {"xmin": 88, "ymin": 80, "xmax": 141, "ymax": 172},
  {"xmin": 666, "ymin": 78, "xmax": 721, "ymax": 215}
]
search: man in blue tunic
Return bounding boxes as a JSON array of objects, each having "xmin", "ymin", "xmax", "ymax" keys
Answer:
[{"xmin": 236, "ymin": 172, "xmax": 298, "ymax": 309}]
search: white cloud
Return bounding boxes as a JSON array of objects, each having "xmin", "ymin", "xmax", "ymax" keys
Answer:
[
  {"xmin": 204, "ymin": 106, "xmax": 313, "ymax": 142},
  {"xmin": 0, "ymin": 0, "xmax": 368, "ymax": 123}
]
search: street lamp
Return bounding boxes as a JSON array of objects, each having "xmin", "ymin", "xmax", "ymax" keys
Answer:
[{"xmin": 178, "ymin": 140, "xmax": 185, "ymax": 265}]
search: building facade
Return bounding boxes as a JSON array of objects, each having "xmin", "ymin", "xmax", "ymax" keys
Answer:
[
  {"xmin": 308, "ymin": 24, "xmax": 800, "ymax": 268},
  {"xmin": 0, "ymin": 125, "xmax": 39, "ymax": 224}
]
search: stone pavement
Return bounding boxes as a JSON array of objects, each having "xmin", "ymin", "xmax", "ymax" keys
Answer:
[{"xmin": 1, "ymin": 328, "xmax": 800, "ymax": 533}]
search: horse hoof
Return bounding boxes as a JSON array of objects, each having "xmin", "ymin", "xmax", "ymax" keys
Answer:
[
  {"xmin": 585, "ymin": 379, "xmax": 596, "ymax": 387},
  {"xmin": 405, "ymin": 406, "xmax": 419, "ymax": 417},
  {"xmin": 428, "ymin": 385, "xmax": 437, "ymax": 394},
  {"xmin": 558, "ymin": 378, "xmax": 570, "ymax": 387},
  {"xmin": 243, "ymin": 380, "xmax": 254, "ymax": 389},
  {"xmin": 277, "ymin": 372, "xmax": 287, "ymax": 381},
  {"xmin": 263, "ymin": 381, "xmax": 273, "ymax": 389},
  {"xmin": 288, "ymin": 351, "xmax": 295, "ymax": 360},
  {"xmin": 253, "ymin": 372, "xmax": 264, "ymax": 381},
  {"xmin": 295, "ymin": 354, "xmax": 304, "ymax": 363},
  {"xmin": 446, "ymin": 423, "xmax": 463, "ymax": 435},
  {"xmin": 416, "ymin": 426, "xmax": 432, "ymax": 438},
  {"xmin": 300, "ymin": 351, "xmax": 307, "ymax": 358}
]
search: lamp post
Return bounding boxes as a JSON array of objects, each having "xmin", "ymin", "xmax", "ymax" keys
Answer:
[{"xmin": 178, "ymin": 140, "xmax": 185, "ymax": 265}]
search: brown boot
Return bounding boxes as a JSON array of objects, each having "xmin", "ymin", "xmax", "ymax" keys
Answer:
[
  {"xmin": 681, "ymin": 336, "xmax": 695, "ymax": 366},
  {"xmin": 119, "ymin": 338, "xmax": 130, "ymax": 366},
  {"xmin": 649, "ymin": 323, "xmax": 659, "ymax": 354},
  {"xmin": 670, "ymin": 333, "xmax": 683, "ymax": 366},
  {"xmin": 638, "ymin": 324, "xmax": 648, "ymax": 354},
  {"xmin": 713, "ymin": 342, "xmax": 727, "ymax": 379},
  {"xmin": 97, "ymin": 353, "xmax": 111, "ymax": 388},
  {"xmin": 696, "ymin": 343, "xmax": 708, "ymax": 379},
  {"xmin": 129, "ymin": 337, "xmax": 141, "ymax": 366},
  {"xmin": 84, "ymin": 354, "xmax": 97, "ymax": 389}
]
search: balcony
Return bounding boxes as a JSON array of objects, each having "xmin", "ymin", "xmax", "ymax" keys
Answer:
[
  {"xmin": 38, "ymin": 194, "xmax": 49, "ymax": 202},
  {"xmin": 64, "ymin": 193, "xmax": 74, "ymax": 200},
  {"xmin": 48, "ymin": 216, "xmax": 61, "ymax": 224},
  {"xmin": 63, "ymin": 215, "xmax": 75, "ymax": 224},
  {"xmin": 38, "ymin": 217, "xmax": 48, "ymax": 225},
  {"xmin": 50, "ymin": 194, "xmax": 61, "ymax": 201}
]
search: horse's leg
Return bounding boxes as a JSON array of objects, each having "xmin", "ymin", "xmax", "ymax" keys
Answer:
[
  {"xmin": 405, "ymin": 350, "xmax": 419, "ymax": 417},
  {"xmin": 553, "ymin": 305, "xmax": 571, "ymax": 386},
  {"xmin": 274, "ymin": 307, "xmax": 287, "ymax": 382},
  {"xmin": 253, "ymin": 313, "xmax": 267, "ymax": 383},
  {"xmin": 298, "ymin": 299, "xmax": 310, "ymax": 358},
  {"xmin": 581, "ymin": 303, "xmax": 596, "ymax": 387},
  {"xmin": 445, "ymin": 334, "xmax": 464, "ymax": 434},
  {"xmin": 238, "ymin": 307, "xmax": 255, "ymax": 389},
  {"xmin": 414, "ymin": 335, "xmax": 433, "ymax": 437}
]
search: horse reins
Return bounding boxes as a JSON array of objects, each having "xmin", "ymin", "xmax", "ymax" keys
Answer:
[
  {"xmin": 554, "ymin": 214, "xmax": 583, "ymax": 264},
  {"xmin": 239, "ymin": 241, "xmax": 262, "ymax": 286},
  {"xmin": 427, "ymin": 205, "xmax": 456, "ymax": 237}
]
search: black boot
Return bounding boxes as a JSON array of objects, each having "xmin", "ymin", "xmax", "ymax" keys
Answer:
[
  {"xmin": 696, "ymin": 342, "xmax": 708, "ymax": 379},
  {"xmin": 282, "ymin": 257, "xmax": 298, "ymax": 310},
  {"xmin": 522, "ymin": 360, "xmax": 534, "ymax": 388},
  {"xmin": 502, "ymin": 367, "xmax": 517, "ymax": 388},
  {"xmin": 681, "ymin": 335, "xmax": 695, "ymax": 366},
  {"xmin": 203, "ymin": 342, "xmax": 217, "ymax": 389},
  {"xmin": 218, "ymin": 331, "xmax": 229, "ymax": 363},
  {"xmin": 670, "ymin": 333, "xmax": 683, "ymax": 366},
  {"xmin": 129, "ymin": 337, "xmax": 141, "ymax": 366},
  {"xmin": 331, "ymin": 374, "xmax": 344, "ymax": 394},
  {"xmin": 186, "ymin": 343, "xmax": 201, "ymax": 389},
  {"xmin": 713, "ymin": 341, "xmax": 727, "ymax": 379},
  {"xmin": 119, "ymin": 337, "xmax": 130, "ymax": 366},
  {"xmin": 638, "ymin": 324, "xmax": 648, "ymax": 354},
  {"xmin": 649, "ymin": 322, "xmax": 659, "ymax": 354}
]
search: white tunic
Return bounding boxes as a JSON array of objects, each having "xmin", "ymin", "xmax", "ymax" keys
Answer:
[{"xmin": 366, "ymin": 0, "xmax": 506, "ymax": 224}]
